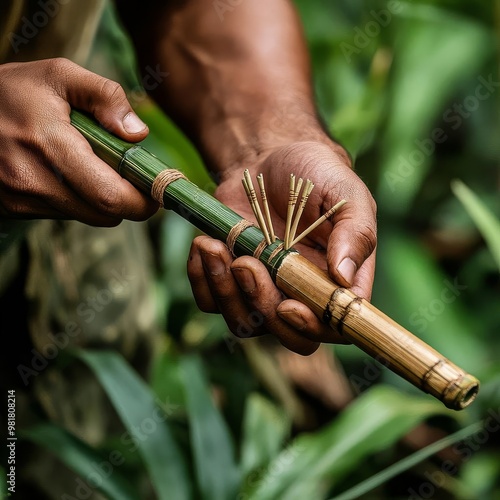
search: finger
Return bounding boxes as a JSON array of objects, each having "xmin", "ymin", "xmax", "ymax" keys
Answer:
[
  {"xmin": 196, "ymin": 237, "xmax": 265, "ymax": 338},
  {"xmin": 0, "ymin": 188, "xmax": 123, "ymax": 226},
  {"xmin": 276, "ymin": 300, "xmax": 350, "ymax": 344},
  {"xmin": 187, "ymin": 236, "xmax": 219, "ymax": 313},
  {"xmin": 42, "ymin": 59, "xmax": 158, "ymax": 221},
  {"xmin": 231, "ymin": 256, "xmax": 320, "ymax": 355},
  {"xmin": 41, "ymin": 123, "xmax": 159, "ymax": 221},
  {"xmin": 350, "ymin": 251, "xmax": 376, "ymax": 301},
  {"xmin": 0, "ymin": 145, "xmax": 124, "ymax": 225},
  {"xmin": 326, "ymin": 184, "xmax": 377, "ymax": 292},
  {"xmin": 48, "ymin": 58, "xmax": 149, "ymax": 141}
]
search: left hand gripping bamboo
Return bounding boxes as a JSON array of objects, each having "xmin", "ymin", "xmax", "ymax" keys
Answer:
[{"xmin": 70, "ymin": 110, "xmax": 479, "ymax": 410}]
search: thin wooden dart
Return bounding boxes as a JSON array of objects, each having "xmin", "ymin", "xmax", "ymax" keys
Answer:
[
  {"xmin": 257, "ymin": 173, "xmax": 275, "ymax": 242},
  {"xmin": 243, "ymin": 169, "xmax": 271, "ymax": 245},
  {"xmin": 289, "ymin": 199, "xmax": 347, "ymax": 248}
]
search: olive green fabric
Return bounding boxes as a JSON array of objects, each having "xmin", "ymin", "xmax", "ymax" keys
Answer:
[{"xmin": 0, "ymin": 2, "xmax": 161, "ymax": 498}]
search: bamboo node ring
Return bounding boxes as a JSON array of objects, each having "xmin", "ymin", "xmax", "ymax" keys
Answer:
[{"xmin": 151, "ymin": 169, "xmax": 187, "ymax": 206}]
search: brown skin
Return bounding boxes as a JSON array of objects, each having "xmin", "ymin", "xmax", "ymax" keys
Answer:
[
  {"xmin": 0, "ymin": 59, "xmax": 158, "ymax": 225},
  {"xmin": 0, "ymin": 0, "xmax": 377, "ymax": 355}
]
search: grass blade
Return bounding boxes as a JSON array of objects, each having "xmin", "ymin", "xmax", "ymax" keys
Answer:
[
  {"xmin": 247, "ymin": 386, "xmax": 454, "ymax": 500},
  {"xmin": 181, "ymin": 355, "xmax": 240, "ymax": 500},
  {"xmin": 240, "ymin": 393, "xmax": 290, "ymax": 475},
  {"xmin": 330, "ymin": 421, "xmax": 483, "ymax": 500},
  {"xmin": 22, "ymin": 423, "xmax": 139, "ymax": 500},
  {"xmin": 451, "ymin": 179, "xmax": 500, "ymax": 272},
  {"xmin": 76, "ymin": 349, "xmax": 191, "ymax": 500}
]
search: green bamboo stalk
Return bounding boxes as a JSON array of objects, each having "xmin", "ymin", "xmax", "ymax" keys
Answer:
[{"xmin": 70, "ymin": 110, "xmax": 291, "ymax": 275}]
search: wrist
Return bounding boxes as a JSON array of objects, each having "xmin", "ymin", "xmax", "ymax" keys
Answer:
[{"xmin": 199, "ymin": 100, "xmax": 342, "ymax": 181}]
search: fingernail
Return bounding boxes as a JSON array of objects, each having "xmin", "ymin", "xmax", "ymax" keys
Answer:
[
  {"xmin": 202, "ymin": 252, "xmax": 226, "ymax": 276},
  {"xmin": 232, "ymin": 267, "xmax": 256, "ymax": 293},
  {"xmin": 123, "ymin": 112, "xmax": 147, "ymax": 134},
  {"xmin": 337, "ymin": 257, "xmax": 357, "ymax": 286},
  {"xmin": 277, "ymin": 310, "xmax": 306, "ymax": 331}
]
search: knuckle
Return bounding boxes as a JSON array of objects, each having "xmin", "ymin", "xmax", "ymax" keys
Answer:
[
  {"xmin": 0, "ymin": 162, "xmax": 31, "ymax": 195},
  {"xmin": 355, "ymin": 224, "xmax": 377, "ymax": 256},
  {"xmin": 98, "ymin": 79, "xmax": 126, "ymax": 105},
  {"xmin": 44, "ymin": 57, "xmax": 73, "ymax": 81},
  {"xmin": 47, "ymin": 57, "xmax": 70, "ymax": 71},
  {"xmin": 94, "ymin": 183, "xmax": 122, "ymax": 216},
  {"xmin": 333, "ymin": 144, "xmax": 353, "ymax": 169}
]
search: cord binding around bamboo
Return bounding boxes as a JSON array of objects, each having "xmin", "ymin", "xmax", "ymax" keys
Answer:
[{"xmin": 151, "ymin": 169, "xmax": 187, "ymax": 206}]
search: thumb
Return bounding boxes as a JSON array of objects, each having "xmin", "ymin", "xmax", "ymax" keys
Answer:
[
  {"xmin": 52, "ymin": 58, "xmax": 148, "ymax": 141},
  {"xmin": 327, "ymin": 193, "xmax": 377, "ymax": 291}
]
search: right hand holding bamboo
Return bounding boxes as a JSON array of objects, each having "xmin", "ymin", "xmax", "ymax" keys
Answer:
[{"xmin": 188, "ymin": 140, "xmax": 378, "ymax": 355}]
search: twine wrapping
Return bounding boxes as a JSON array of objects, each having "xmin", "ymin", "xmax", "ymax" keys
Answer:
[
  {"xmin": 226, "ymin": 219, "xmax": 254, "ymax": 256},
  {"xmin": 151, "ymin": 169, "xmax": 187, "ymax": 206},
  {"xmin": 266, "ymin": 243, "xmax": 284, "ymax": 264},
  {"xmin": 253, "ymin": 238, "xmax": 268, "ymax": 260}
]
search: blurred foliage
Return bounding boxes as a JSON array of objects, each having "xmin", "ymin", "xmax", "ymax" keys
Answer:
[{"xmin": 20, "ymin": 0, "xmax": 500, "ymax": 499}]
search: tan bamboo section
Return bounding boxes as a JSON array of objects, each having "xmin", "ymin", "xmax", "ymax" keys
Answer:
[{"xmin": 275, "ymin": 253, "xmax": 479, "ymax": 410}]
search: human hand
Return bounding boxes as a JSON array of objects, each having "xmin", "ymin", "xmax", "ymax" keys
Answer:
[
  {"xmin": 187, "ymin": 140, "xmax": 377, "ymax": 355},
  {"xmin": 0, "ymin": 58, "xmax": 158, "ymax": 226}
]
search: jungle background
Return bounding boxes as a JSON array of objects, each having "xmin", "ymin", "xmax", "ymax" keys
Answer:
[{"xmin": 3, "ymin": 0, "xmax": 500, "ymax": 498}]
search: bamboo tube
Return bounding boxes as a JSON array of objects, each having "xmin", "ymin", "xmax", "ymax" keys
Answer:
[
  {"xmin": 275, "ymin": 253, "xmax": 479, "ymax": 410},
  {"xmin": 70, "ymin": 109, "xmax": 479, "ymax": 410}
]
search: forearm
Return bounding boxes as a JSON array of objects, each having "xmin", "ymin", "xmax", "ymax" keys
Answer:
[{"xmin": 116, "ymin": 0, "xmax": 335, "ymax": 177}]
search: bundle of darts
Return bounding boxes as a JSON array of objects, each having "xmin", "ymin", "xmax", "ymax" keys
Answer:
[{"xmin": 71, "ymin": 109, "xmax": 480, "ymax": 411}]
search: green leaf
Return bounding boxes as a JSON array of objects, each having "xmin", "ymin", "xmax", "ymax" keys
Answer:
[
  {"xmin": 459, "ymin": 451, "xmax": 500, "ymax": 499},
  {"xmin": 451, "ymin": 179, "xmax": 500, "ymax": 272},
  {"xmin": 21, "ymin": 423, "xmax": 139, "ymax": 500},
  {"xmin": 150, "ymin": 350, "xmax": 186, "ymax": 413},
  {"xmin": 76, "ymin": 349, "xmax": 191, "ymax": 500},
  {"xmin": 247, "ymin": 385, "xmax": 454, "ymax": 500},
  {"xmin": 373, "ymin": 227, "xmax": 487, "ymax": 374},
  {"xmin": 378, "ymin": 5, "xmax": 492, "ymax": 213},
  {"xmin": 331, "ymin": 420, "xmax": 483, "ymax": 500},
  {"xmin": 240, "ymin": 393, "xmax": 291, "ymax": 476},
  {"xmin": 180, "ymin": 355, "xmax": 240, "ymax": 500}
]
